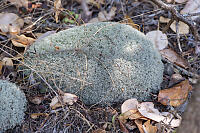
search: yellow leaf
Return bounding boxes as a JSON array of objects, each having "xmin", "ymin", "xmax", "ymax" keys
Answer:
[
  {"xmin": 31, "ymin": 113, "xmax": 49, "ymax": 119},
  {"xmin": 11, "ymin": 34, "xmax": 35, "ymax": 47}
]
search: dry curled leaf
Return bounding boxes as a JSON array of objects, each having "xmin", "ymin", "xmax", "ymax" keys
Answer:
[
  {"xmin": 135, "ymin": 119, "xmax": 144, "ymax": 133},
  {"xmin": 137, "ymin": 102, "xmax": 181, "ymax": 127},
  {"xmin": 2, "ymin": 57, "xmax": 13, "ymax": 67},
  {"xmin": 160, "ymin": 48, "xmax": 189, "ymax": 69},
  {"xmin": 159, "ymin": 16, "xmax": 189, "ymax": 34},
  {"xmin": 119, "ymin": 109, "xmax": 145, "ymax": 124},
  {"xmin": 146, "ymin": 30, "xmax": 168, "ymax": 50},
  {"xmin": 181, "ymin": 0, "xmax": 200, "ymax": 20},
  {"xmin": 143, "ymin": 120, "xmax": 157, "ymax": 133},
  {"xmin": 121, "ymin": 98, "xmax": 139, "ymax": 114},
  {"xmin": 170, "ymin": 21, "xmax": 189, "ymax": 34},
  {"xmin": 11, "ymin": 34, "xmax": 35, "ymax": 47},
  {"xmin": 158, "ymin": 80, "xmax": 192, "ymax": 107},
  {"xmin": 50, "ymin": 93, "xmax": 78, "ymax": 109},
  {"xmin": 123, "ymin": 15, "xmax": 140, "ymax": 30},
  {"xmin": 0, "ymin": 13, "xmax": 24, "ymax": 34}
]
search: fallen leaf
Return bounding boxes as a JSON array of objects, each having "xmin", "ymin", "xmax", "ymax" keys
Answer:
[
  {"xmin": 118, "ymin": 109, "xmax": 145, "ymax": 124},
  {"xmin": 159, "ymin": 16, "xmax": 189, "ymax": 34},
  {"xmin": 160, "ymin": 48, "xmax": 189, "ymax": 69},
  {"xmin": 0, "ymin": 13, "xmax": 24, "ymax": 34},
  {"xmin": 2, "ymin": 57, "xmax": 13, "ymax": 67},
  {"xmin": 121, "ymin": 98, "xmax": 139, "ymax": 114},
  {"xmin": 31, "ymin": 113, "xmax": 49, "ymax": 119},
  {"xmin": 137, "ymin": 102, "xmax": 181, "ymax": 127},
  {"xmin": 11, "ymin": 34, "xmax": 35, "ymax": 47},
  {"xmin": 158, "ymin": 80, "xmax": 192, "ymax": 107},
  {"xmin": 29, "ymin": 96, "xmax": 44, "ymax": 105},
  {"xmin": 0, "ymin": 61, "xmax": 3, "ymax": 75},
  {"xmin": 88, "ymin": 7, "xmax": 116, "ymax": 23},
  {"xmin": 159, "ymin": 16, "xmax": 170, "ymax": 23},
  {"xmin": 146, "ymin": 30, "xmax": 168, "ymax": 50},
  {"xmin": 7, "ymin": 0, "xmax": 29, "ymax": 9},
  {"xmin": 91, "ymin": 129, "xmax": 106, "ymax": 133},
  {"xmin": 170, "ymin": 21, "xmax": 189, "ymax": 34},
  {"xmin": 54, "ymin": 0, "xmax": 62, "ymax": 23},
  {"xmin": 50, "ymin": 93, "xmax": 78, "ymax": 109},
  {"xmin": 123, "ymin": 15, "xmax": 140, "ymax": 30},
  {"xmin": 135, "ymin": 119, "xmax": 144, "ymax": 133},
  {"xmin": 181, "ymin": 0, "xmax": 200, "ymax": 20},
  {"xmin": 143, "ymin": 120, "xmax": 157, "ymax": 133}
]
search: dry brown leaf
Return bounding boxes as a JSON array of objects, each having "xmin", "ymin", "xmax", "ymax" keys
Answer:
[
  {"xmin": 159, "ymin": 16, "xmax": 189, "ymax": 34},
  {"xmin": 118, "ymin": 109, "xmax": 145, "ymax": 124},
  {"xmin": 135, "ymin": 119, "xmax": 144, "ymax": 133},
  {"xmin": 29, "ymin": 96, "xmax": 44, "ymax": 105},
  {"xmin": 7, "ymin": 0, "xmax": 29, "ymax": 9},
  {"xmin": 50, "ymin": 93, "xmax": 78, "ymax": 109},
  {"xmin": 54, "ymin": 0, "xmax": 62, "ymax": 23},
  {"xmin": 143, "ymin": 120, "xmax": 157, "ymax": 133},
  {"xmin": 137, "ymin": 102, "xmax": 181, "ymax": 127},
  {"xmin": 11, "ymin": 34, "xmax": 35, "ymax": 47},
  {"xmin": 0, "ymin": 61, "xmax": 3, "ymax": 75},
  {"xmin": 146, "ymin": 30, "xmax": 168, "ymax": 50},
  {"xmin": 121, "ymin": 98, "xmax": 138, "ymax": 114},
  {"xmin": 124, "ymin": 15, "xmax": 140, "ymax": 30},
  {"xmin": 88, "ymin": 7, "xmax": 116, "ymax": 23},
  {"xmin": 0, "ymin": 13, "xmax": 24, "ymax": 34},
  {"xmin": 31, "ymin": 113, "xmax": 49, "ymax": 119},
  {"xmin": 2, "ymin": 57, "xmax": 13, "ymax": 67},
  {"xmin": 159, "ymin": 16, "xmax": 170, "ymax": 23},
  {"xmin": 158, "ymin": 80, "xmax": 192, "ymax": 107},
  {"xmin": 181, "ymin": 0, "xmax": 200, "ymax": 20},
  {"xmin": 91, "ymin": 129, "xmax": 106, "ymax": 133},
  {"xmin": 170, "ymin": 21, "xmax": 189, "ymax": 34},
  {"xmin": 160, "ymin": 48, "xmax": 189, "ymax": 69}
]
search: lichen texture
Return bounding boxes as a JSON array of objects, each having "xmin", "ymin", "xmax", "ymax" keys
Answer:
[
  {"xmin": 0, "ymin": 80, "xmax": 27, "ymax": 132},
  {"xmin": 24, "ymin": 22, "xmax": 164, "ymax": 105}
]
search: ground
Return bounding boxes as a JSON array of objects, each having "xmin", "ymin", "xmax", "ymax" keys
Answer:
[{"xmin": 0, "ymin": 0, "xmax": 199, "ymax": 133}]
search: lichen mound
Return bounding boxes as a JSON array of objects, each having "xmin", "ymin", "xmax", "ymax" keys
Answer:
[
  {"xmin": 24, "ymin": 22, "xmax": 164, "ymax": 105},
  {"xmin": 0, "ymin": 80, "xmax": 27, "ymax": 132}
]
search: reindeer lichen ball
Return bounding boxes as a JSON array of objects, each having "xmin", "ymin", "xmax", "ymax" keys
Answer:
[
  {"xmin": 24, "ymin": 22, "xmax": 164, "ymax": 105},
  {"xmin": 0, "ymin": 80, "xmax": 27, "ymax": 132}
]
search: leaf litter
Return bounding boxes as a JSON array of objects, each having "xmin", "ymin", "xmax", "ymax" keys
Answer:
[{"xmin": 0, "ymin": 0, "xmax": 199, "ymax": 132}]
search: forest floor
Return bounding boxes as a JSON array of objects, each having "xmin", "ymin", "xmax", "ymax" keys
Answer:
[{"xmin": 0, "ymin": 0, "xmax": 200, "ymax": 133}]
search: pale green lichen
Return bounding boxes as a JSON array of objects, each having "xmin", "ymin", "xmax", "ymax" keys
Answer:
[
  {"xmin": 0, "ymin": 80, "xmax": 27, "ymax": 132},
  {"xmin": 24, "ymin": 22, "xmax": 164, "ymax": 105}
]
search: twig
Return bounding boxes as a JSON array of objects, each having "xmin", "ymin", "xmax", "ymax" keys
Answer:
[
  {"xmin": 162, "ymin": 58, "xmax": 200, "ymax": 78},
  {"xmin": 152, "ymin": 0, "xmax": 200, "ymax": 41},
  {"xmin": 176, "ymin": 21, "xmax": 182, "ymax": 52}
]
